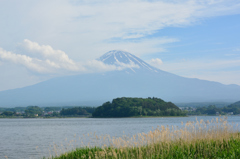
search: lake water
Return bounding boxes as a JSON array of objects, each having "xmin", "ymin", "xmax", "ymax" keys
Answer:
[{"xmin": 0, "ymin": 116, "xmax": 240, "ymax": 159}]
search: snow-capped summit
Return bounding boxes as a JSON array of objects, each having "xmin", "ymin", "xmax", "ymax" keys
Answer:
[
  {"xmin": 98, "ymin": 50, "xmax": 159, "ymax": 73},
  {"xmin": 0, "ymin": 50, "xmax": 240, "ymax": 107}
]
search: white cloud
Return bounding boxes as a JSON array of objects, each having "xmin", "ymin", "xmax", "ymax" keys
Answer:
[
  {"xmin": 21, "ymin": 39, "xmax": 80, "ymax": 71},
  {"xmin": 149, "ymin": 58, "xmax": 163, "ymax": 68},
  {"xmin": 93, "ymin": 37, "xmax": 178, "ymax": 57},
  {"xmin": 115, "ymin": 60, "xmax": 140, "ymax": 70},
  {"xmin": 22, "ymin": 39, "xmax": 74, "ymax": 64},
  {"xmin": 1, "ymin": 0, "xmax": 240, "ymax": 60},
  {"xmin": 0, "ymin": 40, "xmax": 140, "ymax": 75},
  {"xmin": 84, "ymin": 59, "xmax": 139, "ymax": 73},
  {"xmin": 0, "ymin": 48, "xmax": 48, "ymax": 73}
]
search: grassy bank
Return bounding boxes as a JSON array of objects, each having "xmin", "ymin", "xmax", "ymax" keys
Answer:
[
  {"xmin": 48, "ymin": 117, "xmax": 240, "ymax": 159},
  {"xmin": 51, "ymin": 137, "xmax": 240, "ymax": 158}
]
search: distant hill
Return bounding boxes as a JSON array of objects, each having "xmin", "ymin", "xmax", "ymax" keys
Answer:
[
  {"xmin": 175, "ymin": 102, "xmax": 232, "ymax": 108},
  {"xmin": 92, "ymin": 97, "xmax": 185, "ymax": 117},
  {"xmin": 228, "ymin": 101, "xmax": 240, "ymax": 108},
  {"xmin": 0, "ymin": 50, "xmax": 240, "ymax": 107},
  {"xmin": 189, "ymin": 101, "xmax": 240, "ymax": 115},
  {"xmin": 220, "ymin": 101, "xmax": 240, "ymax": 114}
]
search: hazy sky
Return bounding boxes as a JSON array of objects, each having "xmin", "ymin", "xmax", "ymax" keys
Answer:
[{"xmin": 0, "ymin": 0, "xmax": 240, "ymax": 91}]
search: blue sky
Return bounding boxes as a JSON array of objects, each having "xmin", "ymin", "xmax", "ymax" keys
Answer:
[{"xmin": 0, "ymin": 0, "xmax": 240, "ymax": 91}]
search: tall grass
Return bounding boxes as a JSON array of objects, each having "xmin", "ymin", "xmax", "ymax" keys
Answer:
[{"xmin": 49, "ymin": 116, "xmax": 240, "ymax": 159}]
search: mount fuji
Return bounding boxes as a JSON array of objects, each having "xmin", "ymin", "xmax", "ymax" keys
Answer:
[
  {"xmin": 0, "ymin": 50, "xmax": 240, "ymax": 107},
  {"xmin": 98, "ymin": 50, "xmax": 160, "ymax": 74}
]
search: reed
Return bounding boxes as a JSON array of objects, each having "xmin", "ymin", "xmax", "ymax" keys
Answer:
[{"xmin": 49, "ymin": 116, "xmax": 240, "ymax": 159}]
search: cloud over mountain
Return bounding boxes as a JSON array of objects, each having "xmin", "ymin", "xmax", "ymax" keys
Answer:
[
  {"xmin": 0, "ymin": 40, "xmax": 141, "ymax": 75},
  {"xmin": 0, "ymin": 50, "xmax": 240, "ymax": 107},
  {"xmin": 21, "ymin": 39, "xmax": 78, "ymax": 70},
  {"xmin": 0, "ymin": 0, "xmax": 240, "ymax": 90},
  {"xmin": 150, "ymin": 58, "xmax": 163, "ymax": 68}
]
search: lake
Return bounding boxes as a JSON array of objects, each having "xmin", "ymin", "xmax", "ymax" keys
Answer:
[{"xmin": 0, "ymin": 116, "xmax": 240, "ymax": 159}]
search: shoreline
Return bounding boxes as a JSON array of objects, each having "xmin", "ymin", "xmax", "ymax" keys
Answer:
[
  {"xmin": 1, "ymin": 115, "xmax": 235, "ymax": 119},
  {"xmin": 1, "ymin": 114, "xmax": 237, "ymax": 119},
  {"xmin": 48, "ymin": 117, "xmax": 240, "ymax": 159}
]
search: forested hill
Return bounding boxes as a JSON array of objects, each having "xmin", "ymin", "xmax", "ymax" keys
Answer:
[
  {"xmin": 92, "ymin": 97, "xmax": 186, "ymax": 117},
  {"xmin": 223, "ymin": 101, "xmax": 240, "ymax": 114},
  {"xmin": 228, "ymin": 101, "xmax": 240, "ymax": 108}
]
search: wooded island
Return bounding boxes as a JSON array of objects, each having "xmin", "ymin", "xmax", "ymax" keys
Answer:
[
  {"xmin": 92, "ymin": 97, "xmax": 186, "ymax": 117},
  {"xmin": 2, "ymin": 97, "xmax": 240, "ymax": 118}
]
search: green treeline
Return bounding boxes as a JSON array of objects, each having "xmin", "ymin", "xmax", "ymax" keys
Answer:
[
  {"xmin": 92, "ymin": 97, "xmax": 186, "ymax": 117},
  {"xmin": 25, "ymin": 106, "xmax": 43, "ymax": 116},
  {"xmin": 0, "ymin": 106, "xmax": 96, "ymax": 118},
  {"xmin": 176, "ymin": 102, "xmax": 231, "ymax": 108},
  {"xmin": 226, "ymin": 101, "xmax": 240, "ymax": 113},
  {"xmin": 0, "ymin": 107, "xmax": 26, "ymax": 113},
  {"xmin": 188, "ymin": 101, "xmax": 240, "ymax": 115},
  {"xmin": 60, "ymin": 107, "xmax": 95, "ymax": 116}
]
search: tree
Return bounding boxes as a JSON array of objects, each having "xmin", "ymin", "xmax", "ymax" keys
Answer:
[
  {"xmin": 2, "ymin": 111, "xmax": 14, "ymax": 116},
  {"xmin": 60, "ymin": 107, "xmax": 90, "ymax": 116},
  {"xmin": 25, "ymin": 106, "xmax": 42, "ymax": 116}
]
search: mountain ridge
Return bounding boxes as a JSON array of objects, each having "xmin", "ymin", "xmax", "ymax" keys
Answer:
[
  {"xmin": 98, "ymin": 50, "xmax": 174, "ymax": 76},
  {"xmin": 0, "ymin": 50, "xmax": 240, "ymax": 107}
]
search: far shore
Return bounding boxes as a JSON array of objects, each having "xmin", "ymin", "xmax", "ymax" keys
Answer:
[{"xmin": 1, "ymin": 114, "xmax": 235, "ymax": 119}]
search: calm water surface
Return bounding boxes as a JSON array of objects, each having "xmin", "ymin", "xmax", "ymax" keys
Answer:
[{"xmin": 0, "ymin": 116, "xmax": 240, "ymax": 159}]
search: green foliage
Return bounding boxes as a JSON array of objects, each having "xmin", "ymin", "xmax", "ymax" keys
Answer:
[
  {"xmin": 176, "ymin": 102, "xmax": 231, "ymax": 108},
  {"xmin": 194, "ymin": 105, "xmax": 222, "ymax": 115},
  {"xmin": 0, "ymin": 107, "xmax": 26, "ymax": 112},
  {"xmin": 2, "ymin": 111, "xmax": 15, "ymax": 116},
  {"xmin": 92, "ymin": 97, "xmax": 185, "ymax": 117},
  {"xmin": 228, "ymin": 101, "xmax": 240, "ymax": 107},
  {"xmin": 0, "ymin": 106, "xmax": 96, "ymax": 118},
  {"xmin": 25, "ymin": 106, "xmax": 43, "ymax": 116},
  {"xmin": 60, "ymin": 107, "xmax": 96, "ymax": 116},
  {"xmin": 222, "ymin": 101, "xmax": 240, "ymax": 114},
  {"xmin": 189, "ymin": 101, "xmax": 240, "ymax": 115},
  {"xmin": 44, "ymin": 107, "xmax": 62, "ymax": 112},
  {"xmin": 80, "ymin": 107, "xmax": 96, "ymax": 114},
  {"xmin": 52, "ymin": 136, "xmax": 240, "ymax": 159}
]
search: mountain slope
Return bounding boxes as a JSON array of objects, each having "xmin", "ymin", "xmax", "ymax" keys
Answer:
[
  {"xmin": 98, "ymin": 50, "xmax": 159, "ymax": 73},
  {"xmin": 228, "ymin": 101, "xmax": 240, "ymax": 108},
  {"xmin": 0, "ymin": 50, "xmax": 240, "ymax": 107}
]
